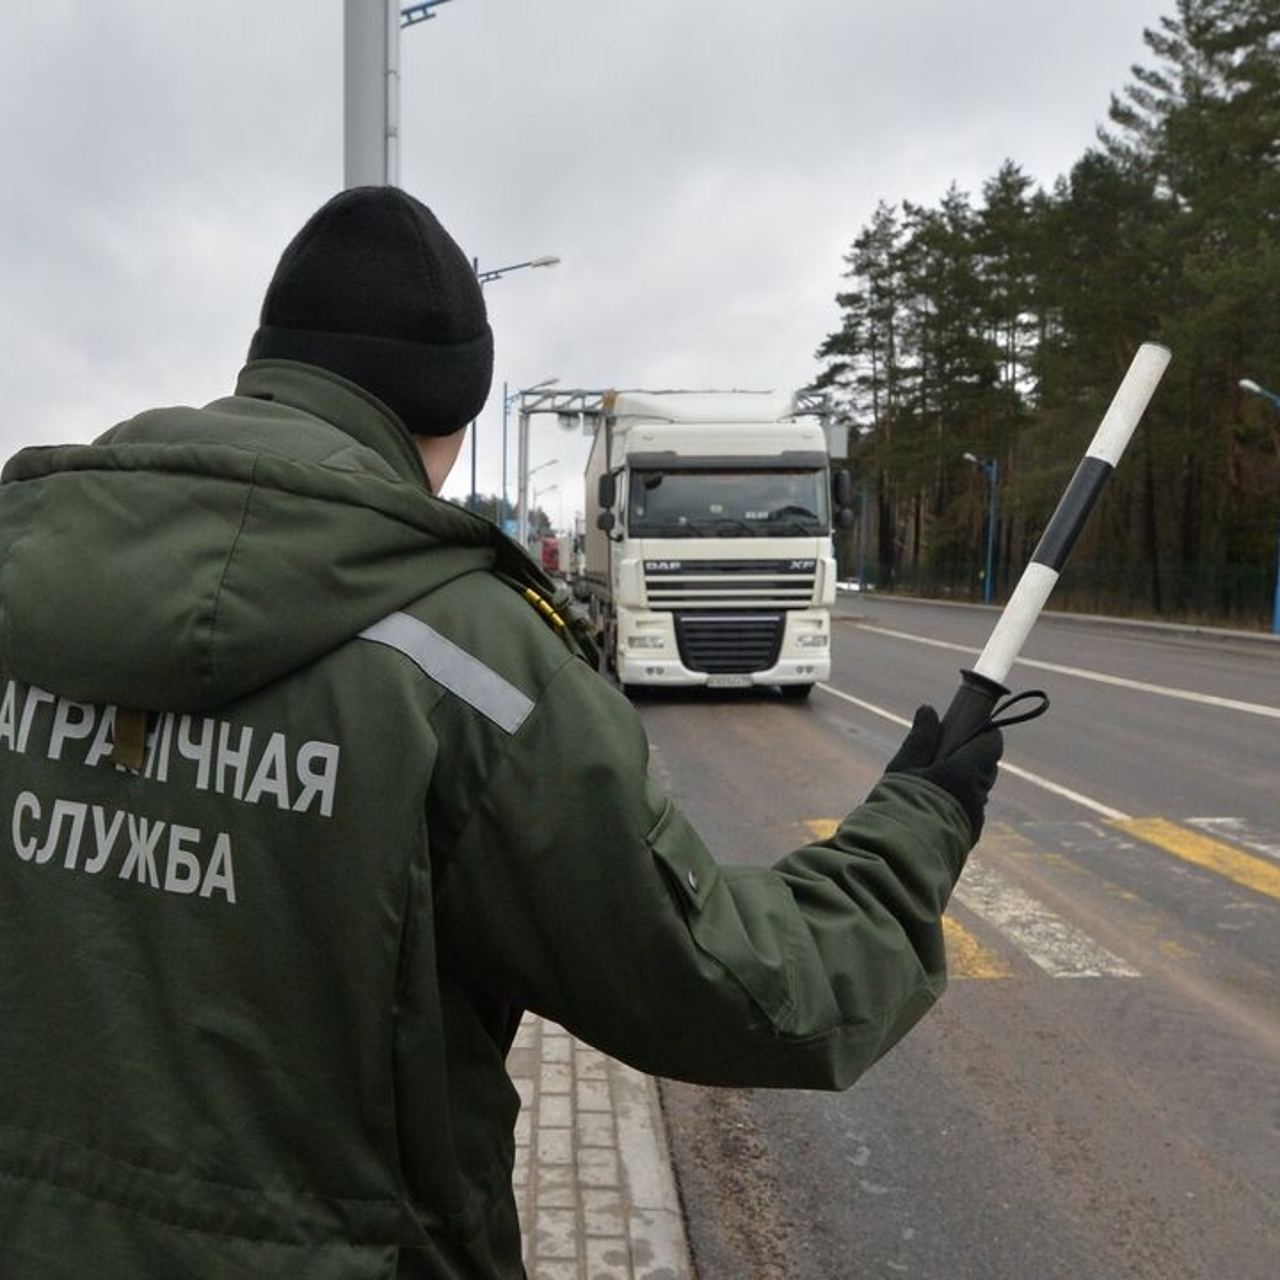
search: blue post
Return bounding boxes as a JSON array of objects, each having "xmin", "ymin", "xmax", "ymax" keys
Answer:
[
  {"xmin": 858, "ymin": 488, "xmax": 868, "ymax": 590},
  {"xmin": 1237, "ymin": 379, "xmax": 1280, "ymax": 634},
  {"xmin": 964, "ymin": 451, "xmax": 998, "ymax": 604},
  {"xmin": 1274, "ymin": 503, "xmax": 1280, "ymax": 635}
]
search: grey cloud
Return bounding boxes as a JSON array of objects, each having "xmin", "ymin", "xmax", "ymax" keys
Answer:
[{"xmin": 0, "ymin": 0, "xmax": 1170, "ymax": 510}]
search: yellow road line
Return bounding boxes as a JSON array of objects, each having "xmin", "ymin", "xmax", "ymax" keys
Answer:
[
  {"xmin": 804, "ymin": 818, "xmax": 839, "ymax": 841},
  {"xmin": 806, "ymin": 817, "xmax": 1010, "ymax": 979},
  {"xmin": 943, "ymin": 916, "xmax": 1013, "ymax": 979},
  {"xmin": 1110, "ymin": 817, "xmax": 1280, "ymax": 903}
]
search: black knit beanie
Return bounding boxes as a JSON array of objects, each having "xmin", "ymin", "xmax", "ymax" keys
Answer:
[{"xmin": 247, "ymin": 186, "xmax": 493, "ymax": 436}]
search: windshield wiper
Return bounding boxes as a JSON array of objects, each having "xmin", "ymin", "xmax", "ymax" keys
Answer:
[
  {"xmin": 633, "ymin": 523, "xmax": 696, "ymax": 537},
  {"xmin": 761, "ymin": 505, "xmax": 822, "ymax": 535},
  {"xmin": 702, "ymin": 517, "xmax": 757, "ymax": 535}
]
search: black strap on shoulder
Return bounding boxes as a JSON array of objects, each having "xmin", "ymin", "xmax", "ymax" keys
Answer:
[{"xmin": 486, "ymin": 527, "xmax": 601, "ymax": 668}]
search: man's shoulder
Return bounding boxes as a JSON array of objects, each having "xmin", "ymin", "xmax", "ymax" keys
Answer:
[{"xmin": 401, "ymin": 568, "xmax": 590, "ymax": 687}]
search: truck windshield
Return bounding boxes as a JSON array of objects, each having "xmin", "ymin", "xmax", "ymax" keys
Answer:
[{"xmin": 627, "ymin": 468, "xmax": 829, "ymax": 537}]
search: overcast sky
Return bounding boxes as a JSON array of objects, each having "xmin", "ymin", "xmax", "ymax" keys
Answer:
[{"xmin": 0, "ymin": 1, "xmax": 1172, "ymax": 527}]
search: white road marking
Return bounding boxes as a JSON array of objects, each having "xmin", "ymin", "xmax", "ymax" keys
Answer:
[
  {"xmin": 1186, "ymin": 817, "xmax": 1280, "ymax": 864},
  {"xmin": 812, "ymin": 678, "xmax": 1261, "ymax": 975},
  {"xmin": 815, "ymin": 682, "xmax": 1132, "ymax": 821},
  {"xmin": 954, "ymin": 860, "xmax": 1141, "ymax": 979},
  {"xmin": 853, "ymin": 624, "xmax": 1280, "ymax": 720}
]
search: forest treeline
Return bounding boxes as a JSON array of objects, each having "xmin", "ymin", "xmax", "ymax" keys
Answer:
[{"xmin": 815, "ymin": 0, "xmax": 1280, "ymax": 626}]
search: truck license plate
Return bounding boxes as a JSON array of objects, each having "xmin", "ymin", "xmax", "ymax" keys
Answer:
[{"xmin": 705, "ymin": 674, "xmax": 753, "ymax": 689}]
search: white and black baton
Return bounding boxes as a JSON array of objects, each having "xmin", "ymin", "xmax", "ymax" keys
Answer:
[{"xmin": 936, "ymin": 341, "xmax": 1173, "ymax": 754}]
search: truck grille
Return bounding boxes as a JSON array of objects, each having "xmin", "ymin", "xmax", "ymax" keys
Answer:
[
  {"xmin": 675, "ymin": 612, "xmax": 784, "ymax": 674},
  {"xmin": 644, "ymin": 558, "xmax": 816, "ymax": 609}
]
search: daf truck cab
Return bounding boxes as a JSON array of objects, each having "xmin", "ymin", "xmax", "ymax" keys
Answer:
[{"xmin": 583, "ymin": 390, "xmax": 851, "ymax": 697}]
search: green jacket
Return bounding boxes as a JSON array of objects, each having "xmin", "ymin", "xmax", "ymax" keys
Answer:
[{"xmin": 0, "ymin": 361, "xmax": 972, "ymax": 1278}]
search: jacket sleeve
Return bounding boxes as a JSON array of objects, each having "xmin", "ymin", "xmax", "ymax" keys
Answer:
[{"xmin": 432, "ymin": 654, "xmax": 973, "ymax": 1091}]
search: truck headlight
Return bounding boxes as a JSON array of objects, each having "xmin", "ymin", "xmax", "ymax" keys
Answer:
[
  {"xmin": 626, "ymin": 634, "xmax": 666, "ymax": 651},
  {"xmin": 795, "ymin": 633, "xmax": 829, "ymax": 649}
]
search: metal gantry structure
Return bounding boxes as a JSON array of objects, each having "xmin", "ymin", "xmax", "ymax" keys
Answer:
[
  {"xmin": 502, "ymin": 378, "xmax": 559, "ymax": 530},
  {"xmin": 400, "ymin": 0, "xmax": 453, "ymax": 25},
  {"xmin": 513, "ymin": 390, "xmax": 610, "ymax": 548},
  {"xmin": 511, "ymin": 388, "xmax": 838, "ymax": 549}
]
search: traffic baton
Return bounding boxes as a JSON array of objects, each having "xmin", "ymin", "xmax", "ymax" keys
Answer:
[{"xmin": 936, "ymin": 341, "xmax": 1173, "ymax": 755}]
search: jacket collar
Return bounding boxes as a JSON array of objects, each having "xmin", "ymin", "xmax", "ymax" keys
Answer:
[{"xmin": 233, "ymin": 359, "xmax": 430, "ymax": 489}]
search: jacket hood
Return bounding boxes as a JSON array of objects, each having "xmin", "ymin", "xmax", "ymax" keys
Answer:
[{"xmin": 0, "ymin": 362, "xmax": 522, "ymax": 712}]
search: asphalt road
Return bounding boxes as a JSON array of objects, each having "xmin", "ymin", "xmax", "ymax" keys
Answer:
[{"xmin": 639, "ymin": 595, "xmax": 1280, "ymax": 1279}]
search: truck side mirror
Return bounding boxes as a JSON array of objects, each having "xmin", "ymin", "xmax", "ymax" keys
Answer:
[
  {"xmin": 596, "ymin": 510, "xmax": 616, "ymax": 533},
  {"xmin": 833, "ymin": 468, "xmax": 855, "ymax": 528},
  {"xmin": 598, "ymin": 472, "xmax": 617, "ymax": 510}
]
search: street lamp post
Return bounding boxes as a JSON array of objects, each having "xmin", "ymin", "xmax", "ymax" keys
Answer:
[
  {"xmin": 475, "ymin": 255, "xmax": 560, "ymax": 285},
  {"xmin": 519, "ymin": 458, "xmax": 558, "ymax": 549},
  {"xmin": 963, "ymin": 451, "xmax": 999, "ymax": 605},
  {"xmin": 343, "ymin": 0, "xmax": 456, "ymax": 189},
  {"xmin": 532, "ymin": 483, "xmax": 560, "ymax": 526},
  {"xmin": 1237, "ymin": 378, "xmax": 1280, "ymax": 634},
  {"xmin": 467, "ymin": 257, "xmax": 560, "ymax": 510}
]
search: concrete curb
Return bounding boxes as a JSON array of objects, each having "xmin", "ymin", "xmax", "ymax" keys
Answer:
[{"xmin": 511, "ymin": 1015, "xmax": 694, "ymax": 1280}]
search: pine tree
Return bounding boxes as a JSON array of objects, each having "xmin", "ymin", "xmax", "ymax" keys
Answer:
[
  {"xmin": 1104, "ymin": 0, "xmax": 1280, "ymax": 616},
  {"xmin": 816, "ymin": 0, "xmax": 1280, "ymax": 623}
]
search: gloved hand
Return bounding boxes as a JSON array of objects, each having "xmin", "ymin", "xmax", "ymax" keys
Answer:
[{"xmin": 885, "ymin": 705, "xmax": 1003, "ymax": 840}]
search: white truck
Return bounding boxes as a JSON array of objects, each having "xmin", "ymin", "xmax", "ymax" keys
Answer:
[{"xmin": 582, "ymin": 389, "xmax": 852, "ymax": 698}]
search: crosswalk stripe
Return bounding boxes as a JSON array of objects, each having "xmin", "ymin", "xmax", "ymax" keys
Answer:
[
  {"xmin": 1110, "ymin": 817, "xmax": 1280, "ymax": 904},
  {"xmin": 1185, "ymin": 817, "xmax": 1280, "ymax": 864},
  {"xmin": 806, "ymin": 810, "xmax": 1276, "ymax": 978},
  {"xmin": 803, "ymin": 817, "xmax": 1139, "ymax": 979},
  {"xmin": 951, "ymin": 861, "xmax": 1141, "ymax": 979}
]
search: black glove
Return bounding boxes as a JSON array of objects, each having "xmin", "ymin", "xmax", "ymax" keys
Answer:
[{"xmin": 885, "ymin": 705, "xmax": 1003, "ymax": 840}]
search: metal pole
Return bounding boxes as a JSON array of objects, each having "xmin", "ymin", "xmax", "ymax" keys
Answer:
[
  {"xmin": 385, "ymin": 0, "xmax": 401, "ymax": 185},
  {"xmin": 1273, "ymin": 503, "xmax": 1280, "ymax": 635},
  {"xmin": 469, "ymin": 425, "xmax": 477, "ymax": 510},
  {"xmin": 983, "ymin": 459, "xmax": 998, "ymax": 605},
  {"xmin": 468, "ymin": 260, "xmax": 481, "ymax": 511},
  {"xmin": 501, "ymin": 382, "xmax": 510, "ymax": 529},
  {"xmin": 343, "ymin": 0, "xmax": 398, "ymax": 187},
  {"xmin": 466, "ymin": 258, "xmax": 555, "ymax": 517},
  {"xmin": 857, "ymin": 489, "xmax": 868, "ymax": 589},
  {"xmin": 1238, "ymin": 379, "xmax": 1280, "ymax": 635},
  {"xmin": 516, "ymin": 408, "xmax": 530, "ymax": 547}
]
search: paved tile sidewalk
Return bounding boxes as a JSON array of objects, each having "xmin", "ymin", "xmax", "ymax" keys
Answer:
[{"xmin": 508, "ymin": 1015, "xmax": 694, "ymax": 1280}]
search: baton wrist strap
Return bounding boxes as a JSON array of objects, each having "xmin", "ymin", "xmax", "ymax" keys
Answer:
[{"xmin": 937, "ymin": 669, "xmax": 1050, "ymax": 756}]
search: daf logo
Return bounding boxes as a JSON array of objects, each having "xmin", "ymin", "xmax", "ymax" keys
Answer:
[{"xmin": 645, "ymin": 560, "xmax": 683, "ymax": 571}]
